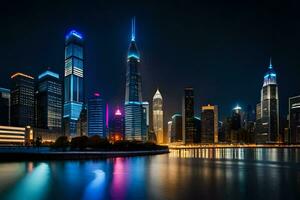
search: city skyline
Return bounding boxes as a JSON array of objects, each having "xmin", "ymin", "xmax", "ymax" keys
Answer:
[{"xmin": 0, "ymin": 1, "xmax": 300, "ymax": 123}]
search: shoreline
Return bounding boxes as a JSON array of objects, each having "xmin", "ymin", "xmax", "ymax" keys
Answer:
[{"xmin": 0, "ymin": 149, "xmax": 170, "ymax": 161}]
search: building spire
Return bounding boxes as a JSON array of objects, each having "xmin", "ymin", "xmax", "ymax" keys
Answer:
[
  {"xmin": 131, "ymin": 17, "xmax": 136, "ymax": 41},
  {"xmin": 269, "ymin": 57, "xmax": 272, "ymax": 69}
]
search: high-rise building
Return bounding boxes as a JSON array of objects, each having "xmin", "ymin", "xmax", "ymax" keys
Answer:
[
  {"xmin": 256, "ymin": 59, "xmax": 279, "ymax": 143},
  {"xmin": 10, "ymin": 73, "xmax": 35, "ymax": 127},
  {"xmin": 152, "ymin": 89, "xmax": 164, "ymax": 144},
  {"xmin": 167, "ymin": 121, "xmax": 172, "ymax": 144},
  {"xmin": 142, "ymin": 101, "xmax": 149, "ymax": 140},
  {"xmin": 201, "ymin": 104, "xmax": 218, "ymax": 143},
  {"xmin": 171, "ymin": 114, "xmax": 182, "ymax": 143},
  {"xmin": 63, "ymin": 30, "xmax": 85, "ymax": 137},
  {"xmin": 110, "ymin": 107, "xmax": 124, "ymax": 141},
  {"xmin": 182, "ymin": 87, "xmax": 195, "ymax": 144},
  {"xmin": 124, "ymin": 18, "xmax": 145, "ymax": 141},
  {"xmin": 77, "ymin": 105, "xmax": 87, "ymax": 136},
  {"xmin": 36, "ymin": 70, "xmax": 62, "ymax": 130},
  {"xmin": 0, "ymin": 87, "xmax": 10, "ymax": 125},
  {"xmin": 194, "ymin": 117, "xmax": 201, "ymax": 143},
  {"xmin": 87, "ymin": 92, "xmax": 106, "ymax": 138},
  {"xmin": 288, "ymin": 95, "xmax": 300, "ymax": 144}
]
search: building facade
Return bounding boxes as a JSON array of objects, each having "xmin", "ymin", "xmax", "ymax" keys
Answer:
[
  {"xmin": 201, "ymin": 104, "xmax": 218, "ymax": 143},
  {"xmin": 110, "ymin": 108, "xmax": 124, "ymax": 141},
  {"xmin": 10, "ymin": 73, "xmax": 35, "ymax": 127},
  {"xmin": 152, "ymin": 89, "xmax": 164, "ymax": 144},
  {"xmin": 289, "ymin": 95, "xmax": 300, "ymax": 144},
  {"xmin": 256, "ymin": 60, "xmax": 279, "ymax": 143},
  {"xmin": 63, "ymin": 30, "xmax": 85, "ymax": 137},
  {"xmin": 36, "ymin": 70, "xmax": 62, "ymax": 130},
  {"xmin": 124, "ymin": 18, "xmax": 145, "ymax": 141},
  {"xmin": 0, "ymin": 87, "xmax": 10, "ymax": 126},
  {"xmin": 182, "ymin": 87, "xmax": 195, "ymax": 144},
  {"xmin": 171, "ymin": 114, "xmax": 182, "ymax": 143},
  {"xmin": 87, "ymin": 92, "xmax": 106, "ymax": 138}
]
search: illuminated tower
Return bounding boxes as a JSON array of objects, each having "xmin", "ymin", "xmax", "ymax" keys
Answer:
[
  {"xmin": 88, "ymin": 92, "xmax": 106, "ymax": 138},
  {"xmin": 63, "ymin": 30, "xmax": 84, "ymax": 137},
  {"xmin": 182, "ymin": 87, "xmax": 195, "ymax": 144},
  {"xmin": 152, "ymin": 89, "xmax": 164, "ymax": 144},
  {"xmin": 124, "ymin": 17, "xmax": 145, "ymax": 141},
  {"xmin": 201, "ymin": 104, "xmax": 218, "ymax": 144},
  {"xmin": 110, "ymin": 107, "xmax": 124, "ymax": 141},
  {"xmin": 256, "ymin": 58, "xmax": 279, "ymax": 143}
]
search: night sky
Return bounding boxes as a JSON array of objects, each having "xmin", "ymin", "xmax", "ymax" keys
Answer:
[{"xmin": 1, "ymin": 0, "xmax": 300, "ymax": 127}]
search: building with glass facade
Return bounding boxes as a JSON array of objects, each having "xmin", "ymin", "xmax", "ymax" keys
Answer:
[
  {"xmin": 182, "ymin": 87, "xmax": 195, "ymax": 144},
  {"xmin": 88, "ymin": 92, "xmax": 106, "ymax": 138},
  {"xmin": 201, "ymin": 104, "xmax": 218, "ymax": 143},
  {"xmin": 0, "ymin": 87, "xmax": 10, "ymax": 126},
  {"xmin": 124, "ymin": 18, "xmax": 145, "ymax": 141},
  {"xmin": 110, "ymin": 107, "xmax": 124, "ymax": 141},
  {"xmin": 10, "ymin": 73, "xmax": 35, "ymax": 127},
  {"xmin": 256, "ymin": 59, "xmax": 279, "ymax": 143},
  {"xmin": 63, "ymin": 30, "xmax": 85, "ymax": 137},
  {"xmin": 171, "ymin": 114, "xmax": 182, "ymax": 143},
  {"xmin": 36, "ymin": 70, "xmax": 62, "ymax": 130},
  {"xmin": 152, "ymin": 89, "xmax": 164, "ymax": 144},
  {"xmin": 288, "ymin": 95, "xmax": 300, "ymax": 144}
]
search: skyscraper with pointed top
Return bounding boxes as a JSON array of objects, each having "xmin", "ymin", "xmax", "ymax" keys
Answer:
[
  {"xmin": 124, "ymin": 17, "xmax": 146, "ymax": 141},
  {"xmin": 153, "ymin": 89, "xmax": 164, "ymax": 144},
  {"xmin": 256, "ymin": 58, "xmax": 279, "ymax": 143}
]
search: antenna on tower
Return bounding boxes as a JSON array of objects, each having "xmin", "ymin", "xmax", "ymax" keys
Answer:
[
  {"xmin": 269, "ymin": 57, "xmax": 272, "ymax": 69},
  {"xmin": 131, "ymin": 17, "xmax": 136, "ymax": 41}
]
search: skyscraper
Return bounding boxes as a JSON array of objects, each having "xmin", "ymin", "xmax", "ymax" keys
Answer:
[
  {"xmin": 124, "ymin": 18, "xmax": 145, "ymax": 141},
  {"xmin": 110, "ymin": 107, "xmax": 124, "ymax": 141},
  {"xmin": 36, "ymin": 70, "xmax": 62, "ymax": 130},
  {"xmin": 256, "ymin": 59, "xmax": 279, "ymax": 143},
  {"xmin": 63, "ymin": 30, "xmax": 85, "ymax": 137},
  {"xmin": 201, "ymin": 104, "xmax": 218, "ymax": 144},
  {"xmin": 152, "ymin": 89, "xmax": 164, "ymax": 144},
  {"xmin": 171, "ymin": 114, "xmax": 182, "ymax": 143},
  {"xmin": 0, "ymin": 87, "xmax": 10, "ymax": 126},
  {"xmin": 142, "ymin": 101, "xmax": 149, "ymax": 140},
  {"xmin": 167, "ymin": 121, "xmax": 172, "ymax": 144},
  {"xmin": 88, "ymin": 92, "xmax": 106, "ymax": 138},
  {"xmin": 288, "ymin": 95, "xmax": 300, "ymax": 144},
  {"xmin": 182, "ymin": 87, "xmax": 195, "ymax": 144},
  {"xmin": 10, "ymin": 73, "xmax": 35, "ymax": 127}
]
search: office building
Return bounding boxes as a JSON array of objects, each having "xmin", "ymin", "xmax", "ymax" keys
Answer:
[
  {"xmin": 0, "ymin": 87, "xmax": 10, "ymax": 125},
  {"xmin": 110, "ymin": 107, "xmax": 124, "ymax": 141},
  {"xmin": 167, "ymin": 121, "xmax": 172, "ymax": 144},
  {"xmin": 289, "ymin": 95, "xmax": 300, "ymax": 143},
  {"xmin": 171, "ymin": 114, "xmax": 182, "ymax": 143},
  {"xmin": 201, "ymin": 104, "xmax": 218, "ymax": 143},
  {"xmin": 0, "ymin": 125, "xmax": 27, "ymax": 144},
  {"xmin": 182, "ymin": 87, "xmax": 195, "ymax": 144},
  {"xmin": 88, "ymin": 92, "xmax": 106, "ymax": 138}
]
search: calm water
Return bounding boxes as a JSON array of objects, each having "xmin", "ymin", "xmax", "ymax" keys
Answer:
[{"xmin": 0, "ymin": 148, "xmax": 300, "ymax": 200}]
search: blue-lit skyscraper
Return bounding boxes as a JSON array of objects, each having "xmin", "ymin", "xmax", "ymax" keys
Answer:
[
  {"xmin": 88, "ymin": 92, "xmax": 106, "ymax": 138},
  {"xmin": 124, "ymin": 18, "xmax": 145, "ymax": 141},
  {"xmin": 63, "ymin": 30, "xmax": 84, "ymax": 137}
]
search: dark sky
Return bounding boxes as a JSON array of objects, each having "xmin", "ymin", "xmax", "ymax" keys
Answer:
[{"xmin": 1, "ymin": 0, "xmax": 300, "ymax": 126}]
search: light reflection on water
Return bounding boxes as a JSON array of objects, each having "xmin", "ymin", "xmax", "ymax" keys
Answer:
[{"xmin": 0, "ymin": 148, "xmax": 299, "ymax": 200}]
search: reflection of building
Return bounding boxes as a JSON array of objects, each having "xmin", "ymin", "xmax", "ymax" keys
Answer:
[
  {"xmin": 182, "ymin": 87, "xmax": 194, "ymax": 144},
  {"xmin": 124, "ymin": 18, "xmax": 145, "ymax": 141},
  {"xmin": 36, "ymin": 70, "xmax": 62, "ymax": 130},
  {"xmin": 10, "ymin": 73, "xmax": 35, "ymax": 127},
  {"xmin": 110, "ymin": 108, "xmax": 124, "ymax": 142},
  {"xmin": 289, "ymin": 95, "xmax": 300, "ymax": 144},
  {"xmin": 152, "ymin": 89, "xmax": 163, "ymax": 144},
  {"xmin": 171, "ymin": 114, "xmax": 182, "ymax": 143},
  {"xmin": 63, "ymin": 30, "xmax": 85, "ymax": 137},
  {"xmin": 0, "ymin": 87, "xmax": 10, "ymax": 126},
  {"xmin": 88, "ymin": 92, "xmax": 106, "ymax": 138},
  {"xmin": 201, "ymin": 104, "xmax": 218, "ymax": 143},
  {"xmin": 0, "ymin": 125, "xmax": 26, "ymax": 144},
  {"xmin": 256, "ymin": 59, "xmax": 279, "ymax": 143}
]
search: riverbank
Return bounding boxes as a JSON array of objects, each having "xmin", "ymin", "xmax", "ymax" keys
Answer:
[{"xmin": 0, "ymin": 148, "xmax": 169, "ymax": 161}]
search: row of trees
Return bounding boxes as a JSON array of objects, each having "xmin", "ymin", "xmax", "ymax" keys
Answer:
[{"xmin": 52, "ymin": 135, "xmax": 168, "ymax": 151}]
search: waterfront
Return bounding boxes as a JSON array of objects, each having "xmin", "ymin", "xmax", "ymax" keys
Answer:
[{"xmin": 0, "ymin": 148, "xmax": 299, "ymax": 200}]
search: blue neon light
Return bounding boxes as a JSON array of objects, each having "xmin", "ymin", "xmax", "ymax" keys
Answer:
[
  {"xmin": 125, "ymin": 101, "xmax": 142, "ymax": 105},
  {"xmin": 66, "ymin": 30, "xmax": 83, "ymax": 40},
  {"xmin": 128, "ymin": 54, "xmax": 140, "ymax": 59},
  {"xmin": 38, "ymin": 70, "xmax": 59, "ymax": 80},
  {"xmin": 131, "ymin": 17, "xmax": 136, "ymax": 41}
]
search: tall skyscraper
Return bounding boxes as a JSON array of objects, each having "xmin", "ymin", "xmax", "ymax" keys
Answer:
[
  {"xmin": 0, "ymin": 87, "xmax": 10, "ymax": 126},
  {"xmin": 201, "ymin": 104, "xmax": 218, "ymax": 143},
  {"xmin": 289, "ymin": 95, "xmax": 300, "ymax": 144},
  {"xmin": 194, "ymin": 117, "xmax": 201, "ymax": 143},
  {"xmin": 124, "ymin": 18, "xmax": 145, "ymax": 141},
  {"xmin": 152, "ymin": 89, "xmax": 164, "ymax": 144},
  {"xmin": 142, "ymin": 101, "xmax": 149, "ymax": 140},
  {"xmin": 63, "ymin": 30, "xmax": 85, "ymax": 137},
  {"xmin": 256, "ymin": 59, "xmax": 279, "ymax": 143},
  {"xmin": 88, "ymin": 92, "xmax": 106, "ymax": 138},
  {"xmin": 171, "ymin": 114, "xmax": 182, "ymax": 143},
  {"xmin": 36, "ymin": 70, "xmax": 62, "ymax": 130},
  {"xmin": 110, "ymin": 107, "xmax": 124, "ymax": 141},
  {"xmin": 167, "ymin": 121, "xmax": 172, "ymax": 144},
  {"xmin": 10, "ymin": 73, "xmax": 35, "ymax": 127},
  {"xmin": 182, "ymin": 87, "xmax": 195, "ymax": 144}
]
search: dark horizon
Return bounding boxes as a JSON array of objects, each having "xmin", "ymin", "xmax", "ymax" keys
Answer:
[{"xmin": 1, "ymin": 0, "xmax": 300, "ymax": 123}]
